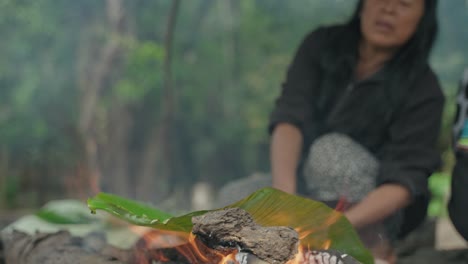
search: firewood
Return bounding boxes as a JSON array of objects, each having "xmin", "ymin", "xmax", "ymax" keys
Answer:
[{"xmin": 192, "ymin": 208, "xmax": 299, "ymax": 264}]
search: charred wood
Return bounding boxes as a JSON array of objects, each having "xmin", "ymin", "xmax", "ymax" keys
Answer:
[{"xmin": 192, "ymin": 208, "xmax": 299, "ymax": 264}]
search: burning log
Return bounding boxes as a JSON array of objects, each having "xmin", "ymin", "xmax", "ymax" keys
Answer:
[
  {"xmin": 134, "ymin": 207, "xmax": 363, "ymax": 264},
  {"xmin": 191, "ymin": 208, "xmax": 361, "ymax": 264},
  {"xmin": 192, "ymin": 208, "xmax": 299, "ymax": 264}
]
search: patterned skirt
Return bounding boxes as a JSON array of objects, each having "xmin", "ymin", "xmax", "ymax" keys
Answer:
[{"xmin": 302, "ymin": 133, "xmax": 402, "ymax": 246}]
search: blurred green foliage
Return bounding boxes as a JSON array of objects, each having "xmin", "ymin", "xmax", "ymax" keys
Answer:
[{"xmin": 428, "ymin": 172, "xmax": 451, "ymax": 218}]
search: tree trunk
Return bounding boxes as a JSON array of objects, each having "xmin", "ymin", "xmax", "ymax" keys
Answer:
[
  {"xmin": 0, "ymin": 147, "xmax": 8, "ymax": 208},
  {"xmin": 76, "ymin": 0, "xmax": 128, "ymax": 197},
  {"xmin": 137, "ymin": 0, "xmax": 181, "ymax": 202},
  {"xmin": 101, "ymin": 101, "xmax": 132, "ymax": 197}
]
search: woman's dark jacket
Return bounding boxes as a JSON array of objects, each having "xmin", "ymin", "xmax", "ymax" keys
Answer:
[{"xmin": 269, "ymin": 26, "xmax": 445, "ymax": 238}]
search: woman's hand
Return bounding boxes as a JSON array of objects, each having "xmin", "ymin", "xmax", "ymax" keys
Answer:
[
  {"xmin": 344, "ymin": 183, "xmax": 411, "ymax": 229},
  {"xmin": 270, "ymin": 123, "xmax": 303, "ymax": 194}
]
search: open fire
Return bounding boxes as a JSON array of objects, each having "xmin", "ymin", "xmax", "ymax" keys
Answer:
[
  {"xmin": 130, "ymin": 208, "xmax": 360, "ymax": 264},
  {"xmin": 134, "ymin": 232, "xmax": 351, "ymax": 264},
  {"xmin": 132, "ymin": 233, "xmax": 356, "ymax": 264},
  {"xmin": 1, "ymin": 189, "xmax": 366, "ymax": 264}
]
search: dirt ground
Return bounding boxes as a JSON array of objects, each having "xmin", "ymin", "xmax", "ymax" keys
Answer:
[{"xmin": 396, "ymin": 219, "xmax": 468, "ymax": 264}]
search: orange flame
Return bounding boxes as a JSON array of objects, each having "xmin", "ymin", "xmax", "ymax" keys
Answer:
[
  {"xmin": 285, "ymin": 206, "xmax": 343, "ymax": 263},
  {"xmin": 220, "ymin": 252, "xmax": 239, "ymax": 264},
  {"xmin": 132, "ymin": 228, "xmax": 239, "ymax": 264},
  {"xmin": 287, "ymin": 245, "xmax": 307, "ymax": 264},
  {"xmin": 322, "ymin": 239, "xmax": 332, "ymax": 250},
  {"xmin": 134, "ymin": 230, "xmax": 335, "ymax": 264}
]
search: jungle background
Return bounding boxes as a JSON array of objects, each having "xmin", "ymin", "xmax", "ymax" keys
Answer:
[{"xmin": 0, "ymin": 0, "xmax": 467, "ymax": 217}]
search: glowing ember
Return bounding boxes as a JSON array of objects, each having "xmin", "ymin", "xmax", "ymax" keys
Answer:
[
  {"xmin": 288, "ymin": 245, "xmax": 308, "ymax": 264},
  {"xmin": 220, "ymin": 252, "xmax": 239, "ymax": 264}
]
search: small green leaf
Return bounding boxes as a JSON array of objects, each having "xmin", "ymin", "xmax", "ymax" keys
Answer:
[
  {"xmin": 36, "ymin": 200, "xmax": 95, "ymax": 224},
  {"xmin": 35, "ymin": 210, "xmax": 91, "ymax": 224},
  {"xmin": 88, "ymin": 188, "xmax": 373, "ymax": 264}
]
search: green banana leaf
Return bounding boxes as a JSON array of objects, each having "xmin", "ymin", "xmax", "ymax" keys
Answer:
[{"xmin": 88, "ymin": 187, "xmax": 373, "ymax": 264}]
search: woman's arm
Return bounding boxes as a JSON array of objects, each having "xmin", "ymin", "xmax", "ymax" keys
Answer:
[
  {"xmin": 345, "ymin": 184, "xmax": 411, "ymax": 229},
  {"xmin": 269, "ymin": 29, "xmax": 326, "ymax": 193},
  {"xmin": 270, "ymin": 123, "xmax": 303, "ymax": 194},
  {"xmin": 348, "ymin": 68, "xmax": 444, "ymax": 230}
]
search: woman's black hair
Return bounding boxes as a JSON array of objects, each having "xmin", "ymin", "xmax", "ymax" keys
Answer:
[{"xmin": 318, "ymin": 0, "xmax": 439, "ymax": 139}]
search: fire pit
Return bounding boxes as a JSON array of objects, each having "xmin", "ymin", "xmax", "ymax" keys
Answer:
[
  {"xmin": 1, "ymin": 208, "xmax": 361, "ymax": 264},
  {"xmin": 1, "ymin": 188, "xmax": 372, "ymax": 264}
]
